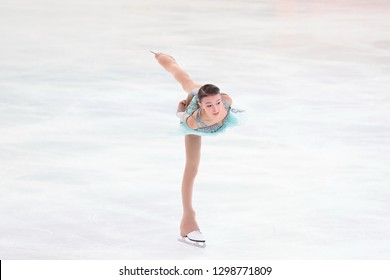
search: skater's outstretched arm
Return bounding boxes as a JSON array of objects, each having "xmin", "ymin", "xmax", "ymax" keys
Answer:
[{"xmin": 154, "ymin": 53, "xmax": 201, "ymax": 94}]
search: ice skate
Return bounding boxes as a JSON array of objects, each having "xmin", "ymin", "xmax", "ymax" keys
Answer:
[
  {"xmin": 151, "ymin": 51, "xmax": 177, "ymax": 63},
  {"xmin": 178, "ymin": 230, "xmax": 206, "ymax": 248}
]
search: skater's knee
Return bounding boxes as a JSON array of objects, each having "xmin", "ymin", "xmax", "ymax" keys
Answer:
[{"xmin": 184, "ymin": 163, "xmax": 199, "ymax": 176}]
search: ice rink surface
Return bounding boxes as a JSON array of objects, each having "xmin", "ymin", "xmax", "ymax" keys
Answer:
[{"xmin": 0, "ymin": 0, "xmax": 389, "ymax": 259}]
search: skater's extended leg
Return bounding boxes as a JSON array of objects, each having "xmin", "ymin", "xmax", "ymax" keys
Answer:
[
  {"xmin": 155, "ymin": 53, "xmax": 201, "ymax": 94},
  {"xmin": 180, "ymin": 134, "xmax": 201, "ymax": 237}
]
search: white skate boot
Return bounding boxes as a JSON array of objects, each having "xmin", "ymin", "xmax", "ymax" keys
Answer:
[{"xmin": 178, "ymin": 230, "xmax": 206, "ymax": 248}]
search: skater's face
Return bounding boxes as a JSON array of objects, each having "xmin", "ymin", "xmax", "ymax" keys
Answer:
[{"xmin": 198, "ymin": 94, "xmax": 223, "ymax": 118}]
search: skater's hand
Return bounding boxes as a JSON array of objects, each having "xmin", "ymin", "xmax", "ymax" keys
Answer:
[{"xmin": 177, "ymin": 99, "xmax": 187, "ymax": 111}]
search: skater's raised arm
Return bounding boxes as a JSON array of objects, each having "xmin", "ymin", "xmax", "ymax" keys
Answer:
[{"xmin": 153, "ymin": 52, "xmax": 201, "ymax": 94}]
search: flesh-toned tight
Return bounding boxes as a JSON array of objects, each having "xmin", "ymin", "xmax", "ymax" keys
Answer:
[
  {"xmin": 154, "ymin": 53, "xmax": 202, "ymax": 236},
  {"xmin": 155, "ymin": 53, "xmax": 201, "ymax": 94},
  {"xmin": 180, "ymin": 134, "xmax": 201, "ymax": 237}
]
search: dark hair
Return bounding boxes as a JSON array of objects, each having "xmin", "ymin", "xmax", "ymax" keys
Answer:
[{"xmin": 197, "ymin": 84, "xmax": 220, "ymax": 102}]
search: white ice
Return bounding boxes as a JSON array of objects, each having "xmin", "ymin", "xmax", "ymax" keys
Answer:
[{"xmin": 0, "ymin": 0, "xmax": 390, "ymax": 259}]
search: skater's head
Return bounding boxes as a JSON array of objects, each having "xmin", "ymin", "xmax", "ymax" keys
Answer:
[
  {"xmin": 197, "ymin": 84, "xmax": 223, "ymax": 119},
  {"xmin": 197, "ymin": 84, "xmax": 220, "ymax": 102}
]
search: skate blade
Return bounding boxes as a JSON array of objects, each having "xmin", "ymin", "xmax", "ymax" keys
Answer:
[{"xmin": 178, "ymin": 237, "xmax": 206, "ymax": 248}]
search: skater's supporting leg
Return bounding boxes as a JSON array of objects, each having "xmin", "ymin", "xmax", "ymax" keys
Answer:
[{"xmin": 180, "ymin": 134, "xmax": 201, "ymax": 237}]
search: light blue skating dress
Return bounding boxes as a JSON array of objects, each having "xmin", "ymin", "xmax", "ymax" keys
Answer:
[{"xmin": 176, "ymin": 88, "xmax": 244, "ymax": 136}]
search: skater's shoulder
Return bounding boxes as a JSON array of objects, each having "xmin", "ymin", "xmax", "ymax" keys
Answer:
[{"xmin": 221, "ymin": 93, "xmax": 232, "ymax": 106}]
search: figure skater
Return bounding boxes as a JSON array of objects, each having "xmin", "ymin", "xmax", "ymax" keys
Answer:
[{"xmin": 152, "ymin": 52, "xmax": 243, "ymax": 247}]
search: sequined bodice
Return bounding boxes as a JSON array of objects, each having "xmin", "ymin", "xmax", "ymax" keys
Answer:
[{"xmin": 176, "ymin": 87, "xmax": 244, "ymax": 136}]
